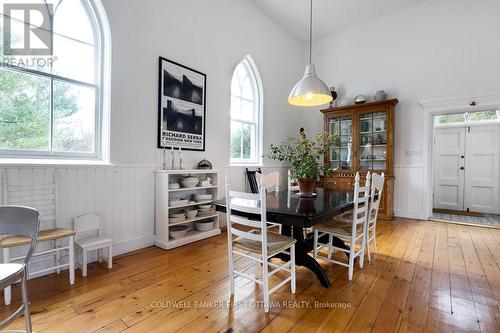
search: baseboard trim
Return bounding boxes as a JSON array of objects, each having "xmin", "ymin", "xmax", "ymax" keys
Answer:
[{"xmin": 394, "ymin": 210, "xmax": 425, "ymax": 220}]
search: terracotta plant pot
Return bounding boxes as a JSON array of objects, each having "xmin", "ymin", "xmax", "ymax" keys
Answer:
[{"xmin": 298, "ymin": 177, "xmax": 316, "ymax": 197}]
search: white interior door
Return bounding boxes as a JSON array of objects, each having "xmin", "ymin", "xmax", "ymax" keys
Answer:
[
  {"xmin": 433, "ymin": 127, "xmax": 466, "ymax": 210},
  {"xmin": 464, "ymin": 125, "xmax": 500, "ymax": 213}
]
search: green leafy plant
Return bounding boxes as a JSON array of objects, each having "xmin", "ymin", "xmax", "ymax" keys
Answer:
[{"xmin": 268, "ymin": 130, "xmax": 335, "ymax": 180}]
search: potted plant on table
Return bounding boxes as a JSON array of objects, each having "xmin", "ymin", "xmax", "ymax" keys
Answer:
[{"xmin": 268, "ymin": 129, "xmax": 335, "ymax": 196}]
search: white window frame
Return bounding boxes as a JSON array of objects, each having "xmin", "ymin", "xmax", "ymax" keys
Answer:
[
  {"xmin": 0, "ymin": 0, "xmax": 111, "ymax": 161},
  {"xmin": 434, "ymin": 110, "xmax": 500, "ymax": 128},
  {"xmin": 229, "ymin": 55, "xmax": 263, "ymax": 166}
]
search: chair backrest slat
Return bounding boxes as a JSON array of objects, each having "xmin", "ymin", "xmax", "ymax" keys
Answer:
[
  {"xmin": 230, "ymin": 215, "xmax": 262, "ymax": 229},
  {"xmin": 230, "ymin": 227, "xmax": 262, "ymax": 242},
  {"xmin": 230, "ymin": 203, "xmax": 262, "ymax": 215},
  {"xmin": 73, "ymin": 213, "xmax": 100, "ymax": 233}
]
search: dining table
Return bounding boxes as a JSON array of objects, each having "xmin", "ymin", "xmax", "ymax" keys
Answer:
[{"xmin": 214, "ymin": 187, "xmax": 354, "ymax": 288}]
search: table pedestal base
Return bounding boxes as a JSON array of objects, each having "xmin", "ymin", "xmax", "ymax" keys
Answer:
[{"xmin": 275, "ymin": 225, "xmax": 350, "ymax": 288}]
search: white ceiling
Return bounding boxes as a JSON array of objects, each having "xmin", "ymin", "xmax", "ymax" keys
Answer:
[{"xmin": 251, "ymin": 0, "xmax": 429, "ymax": 42}]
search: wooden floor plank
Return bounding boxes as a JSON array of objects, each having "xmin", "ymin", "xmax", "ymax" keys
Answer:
[
  {"xmin": 398, "ymin": 222, "xmax": 438, "ymax": 332},
  {"xmin": 371, "ymin": 221, "xmax": 427, "ymax": 333},
  {"xmin": 3, "ymin": 218, "xmax": 499, "ymax": 333}
]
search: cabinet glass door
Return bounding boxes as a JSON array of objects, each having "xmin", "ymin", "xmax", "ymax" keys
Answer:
[
  {"xmin": 329, "ymin": 115, "xmax": 352, "ymax": 170},
  {"xmin": 358, "ymin": 112, "xmax": 387, "ymax": 171}
]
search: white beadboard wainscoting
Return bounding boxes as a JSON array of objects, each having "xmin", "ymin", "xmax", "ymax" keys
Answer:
[
  {"xmin": 0, "ymin": 163, "xmax": 424, "ymax": 278},
  {"xmin": 0, "ymin": 164, "xmax": 289, "ymax": 278},
  {"xmin": 394, "ymin": 165, "xmax": 425, "ymax": 220},
  {"xmin": 0, "ymin": 165, "xmax": 156, "ymax": 277}
]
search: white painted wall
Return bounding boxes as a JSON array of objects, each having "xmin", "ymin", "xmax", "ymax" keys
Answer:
[
  {"xmin": 303, "ymin": 0, "xmax": 500, "ymax": 218},
  {"xmin": 103, "ymin": 0, "xmax": 305, "ymax": 168},
  {"xmin": 0, "ymin": 0, "xmax": 305, "ymax": 274}
]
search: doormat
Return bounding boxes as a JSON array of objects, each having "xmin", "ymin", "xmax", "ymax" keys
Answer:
[{"xmin": 432, "ymin": 208, "xmax": 483, "ymax": 217}]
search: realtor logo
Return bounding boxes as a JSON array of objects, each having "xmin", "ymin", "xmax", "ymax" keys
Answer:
[{"xmin": 3, "ymin": 3, "xmax": 53, "ymax": 56}]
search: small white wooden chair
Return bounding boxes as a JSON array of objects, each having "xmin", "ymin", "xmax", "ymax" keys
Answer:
[
  {"xmin": 256, "ymin": 171, "xmax": 282, "ymax": 233},
  {"xmin": 73, "ymin": 214, "xmax": 112, "ymax": 277},
  {"xmin": 366, "ymin": 172, "xmax": 385, "ymax": 262},
  {"xmin": 313, "ymin": 172, "xmax": 370, "ymax": 280},
  {"xmin": 226, "ymin": 176, "xmax": 296, "ymax": 313}
]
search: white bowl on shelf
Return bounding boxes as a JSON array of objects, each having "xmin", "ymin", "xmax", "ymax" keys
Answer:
[
  {"xmin": 169, "ymin": 216, "xmax": 186, "ymax": 223},
  {"xmin": 169, "ymin": 199, "xmax": 189, "ymax": 207},
  {"xmin": 181, "ymin": 176, "xmax": 199, "ymax": 188},
  {"xmin": 169, "ymin": 225, "xmax": 189, "ymax": 239},
  {"xmin": 195, "ymin": 220, "xmax": 215, "ymax": 231},
  {"xmin": 169, "ymin": 212, "xmax": 186, "ymax": 218},
  {"xmin": 185, "ymin": 208, "xmax": 198, "ymax": 219},
  {"xmin": 169, "ymin": 183, "xmax": 180, "ymax": 189},
  {"xmin": 198, "ymin": 204, "xmax": 212, "ymax": 210},
  {"xmin": 194, "ymin": 194, "xmax": 213, "ymax": 202}
]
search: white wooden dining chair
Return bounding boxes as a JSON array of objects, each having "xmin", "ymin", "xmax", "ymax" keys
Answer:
[
  {"xmin": 256, "ymin": 171, "xmax": 282, "ymax": 233},
  {"xmin": 73, "ymin": 214, "xmax": 112, "ymax": 277},
  {"xmin": 225, "ymin": 176, "xmax": 296, "ymax": 313},
  {"xmin": 366, "ymin": 172, "xmax": 385, "ymax": 262},
  {"xmin": 288, "ymin": 169, "xmax": 314, "ymax": 238},
  {"xmin": 287, "ymin": 169, "xmax": 300, "ymax": 192},
  {"xmin": 312, "ymin": 172, "xmax": 370, "ymax": 280}
]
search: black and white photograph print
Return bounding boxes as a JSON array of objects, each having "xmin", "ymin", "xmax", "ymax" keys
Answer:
[{"xmin": 158, "ymin": 57, "xmax": 206, "ymax": 151}]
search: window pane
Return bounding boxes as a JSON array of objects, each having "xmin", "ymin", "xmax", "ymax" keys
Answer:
[
  {"xmin": 53, "ymin": 0, "xmax": 95, "ymax": 45},
  {"xmin": 241, "ymin": 100, "xmax": 255, "ymax": 122},
  {"xmin": 242, "ymin": 123, "xmax": 256, "ymax": 160},
  {"xmin": 231, "ymin": 74, "xmax": 241, "ymax": 97},
  {"xmin": 0, "ymin": 69, "xmax": 50, "ymax": 151},
  {"xmin": 230, "ymin": 120, "xmax": 242, "ymax": 159},
  {"xmin": 52, "ymin": 81, "xmax": 95, "ymax": 153},
  {"xmin": 436, "ymin": 113, "xmax": 466, "ymax": 125},
  {"xmin": 230, "ymin": 96, "xmax": 241, "ymax": 119},
  {"xmin": 52, "ymin": 35, "xmax": 95, "ymax": 83},
  {"xmin": 466, "ymin": 111, "xmax": 498, "ymax": 122},
  {"xmin": 241, "ymin": 77, "xmax": 254, "ymax": 100}
]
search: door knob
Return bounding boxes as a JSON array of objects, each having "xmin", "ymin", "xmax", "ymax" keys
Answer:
[{"xmin": 460, "ymin": 166, "xmax": 465, "ymax": 170}]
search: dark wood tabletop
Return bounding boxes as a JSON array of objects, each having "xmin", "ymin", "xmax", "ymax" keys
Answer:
[
  {"xmin": 214, "ymin": 188, "xmax": 354, "ymax": 227},
  {"xmin": 214, "ymin": 188, "xmax": 355, "ymax": 288}
]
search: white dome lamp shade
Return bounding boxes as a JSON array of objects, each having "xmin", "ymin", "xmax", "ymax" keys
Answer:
[{"xmin": 288, "ymin": 0, "xmax": 332, "ymax": 107}]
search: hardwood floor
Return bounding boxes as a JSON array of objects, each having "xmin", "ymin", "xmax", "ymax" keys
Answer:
[{"xmin": 2, "ymin": 218, "xmax": 500, "ymax": 332}]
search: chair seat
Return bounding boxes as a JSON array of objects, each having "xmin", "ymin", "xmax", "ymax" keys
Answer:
[
  {"xmin": 233, "ymin": 230, "xmax": 296, "ymax": 256},
  {"xmin": 0, "ymin": 228, "xmax": 75, "ymax": 249},
  {"xmin": 313, "ymin": 219, "xmax": 363, "ymax": 237},
  {"xmin": 0, "ymin": 263, "xmax": 24, "ymax": 284},
  {"xmin": 76, "ymin": 235, "xmax": 112, "ymax": 249}
]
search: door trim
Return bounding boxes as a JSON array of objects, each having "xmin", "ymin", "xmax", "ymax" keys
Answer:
[{"xmin": 420, "ymin": 90, "xmax": 500, "ymax": 220}]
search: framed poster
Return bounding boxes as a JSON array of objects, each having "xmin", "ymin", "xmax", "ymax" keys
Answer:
[{"xmin": 158, "ymin": 57, "xmax": 206, "ymax": 151}]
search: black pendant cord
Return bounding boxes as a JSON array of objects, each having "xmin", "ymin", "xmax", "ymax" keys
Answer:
[{"xmin": 309, "ymin": 0, "xmax": 313, "ymax": 65}]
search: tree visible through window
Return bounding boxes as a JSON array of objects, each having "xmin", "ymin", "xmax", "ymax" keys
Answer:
[
  {"xmin": 0, "ymin": 0, "xmax": 106, "ymax": 158},
  {"xmin": 435, "ymin": 111, "xmax": 500, "ymax": 126},
  {"xmin": 230, "ymin": 56, "xmax": 262, "ymax": 165}
]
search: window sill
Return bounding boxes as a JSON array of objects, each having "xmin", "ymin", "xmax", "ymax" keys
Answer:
[
  {"xmin": 0, "ymin": 158, "xmax": 114, "ymax": 167},
  {"xmin": 230, "ymin": 163, "xmax": 262, "ymax": 167}
]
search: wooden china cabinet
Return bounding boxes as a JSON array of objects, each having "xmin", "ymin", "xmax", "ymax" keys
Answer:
[{"xmin": 321, "ymin": 99, "xmax": 398, "ymax": 220}]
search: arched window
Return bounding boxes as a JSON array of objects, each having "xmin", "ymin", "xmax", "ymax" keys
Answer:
[
  {"xmin": 230, "ymin": 56, "xmax": 263, "ymax": 165},
  {"xmin": 0, "ymin": 0, "xmax": 110, "ymax": 160}
]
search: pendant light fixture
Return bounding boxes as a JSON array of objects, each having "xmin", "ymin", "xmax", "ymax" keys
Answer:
[{"xmin": 288, "ymin": 0, "xmax": 332, "ymax": 107}]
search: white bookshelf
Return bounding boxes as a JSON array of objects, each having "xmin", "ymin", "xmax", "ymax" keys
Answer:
[{"xmin": 154, "ymin": 169, "xmax": 221, "ymax": 250}]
